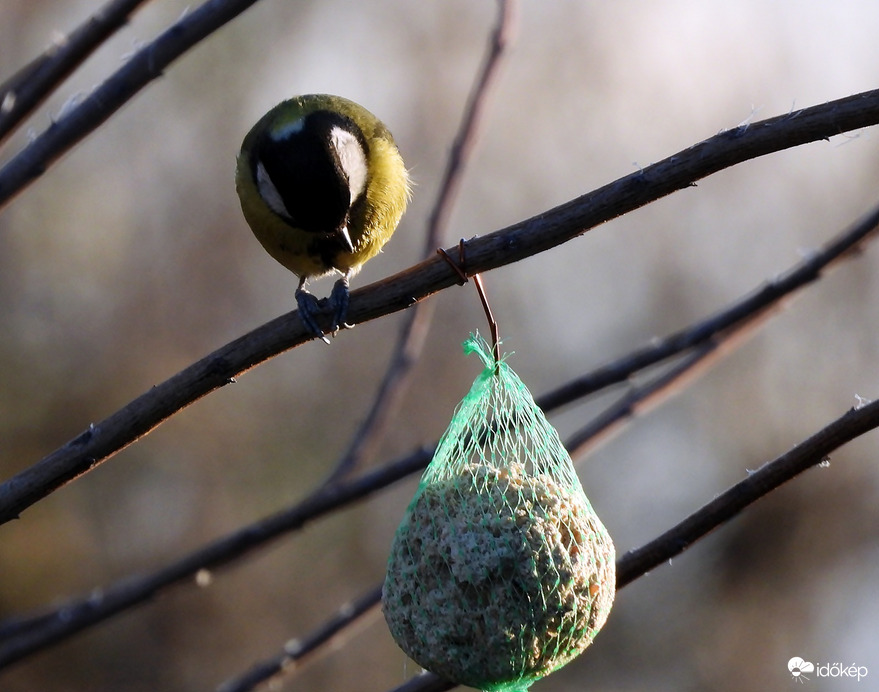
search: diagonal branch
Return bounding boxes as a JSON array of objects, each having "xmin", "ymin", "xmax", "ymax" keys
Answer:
[
  {"xmin": 0, "ymin": 0, "xmax": 266, "ymax": 207},
  {"xmin": 0, "ymin": 449, "xmax": 432, "ymax": 668},
  {"xmin": 215, "ymin": 585, "xmax": 384, "ymax": 692},
  {"xmin": 384, "ymin": 397, "xmax": 879, "ymax": 692},
  {"xmin": 421, "ymin": 0, "xmax": 518, "ymax": 257},
  {"xmin": 535, "ymin": 198, "xmax": 879, "ymax": 411},
  {"xmin": 0, "ymin": 0, "xmax": 153, "ymax": 146},
  {"xmin": 564, "ymin": 343, "xmax": 719, "ymax": 458},
  {"xmin": 323, "ymin": 0, "xmax": 518, "ymax": 484},
  {"xmin": 1, "ymin": 91, "xmax": 877, "ymax": 525},
  {"xmin": 4, "ymin": 195, "xmax": 878, "ymax": 673},
  {"xmin": 548, "ymin": 200, "xmax": 879, "ymax": 451},
  {"xmin": 613, "ymin": 398, "xmax": 879, "ymax": 586}
]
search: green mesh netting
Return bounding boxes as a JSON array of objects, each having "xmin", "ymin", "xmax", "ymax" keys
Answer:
[{"xmin": 383, "ymin": 335, "xmax": 615, "ymax": 692}]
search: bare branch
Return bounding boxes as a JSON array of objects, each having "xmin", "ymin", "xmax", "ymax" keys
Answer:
[
  {"xmin": 323, "ymin": 0, "xmax": 518, "ymax": 484},
  {"xmin": 422, "ymin": 0, "xmax": 518, "ymax": 257},
  {"xmin": 381, "ymin": 398, "xmax": 879, "ymax": 692},
  {"xmin": 565, "ymin": 343, "xmax": 718, "ymax": 458},
  {"xmin": 547, "ymin": 200, "xmax": 879, "ymax": 449},
  {"xmin": 0, "ymin": 0, "xmax": 152, "ymax": 146},
  {"xmin": 1, "ymin": 91, "xmax": 876, "ymax": 524},
  {"xmin": 0, "ymin": 449, "xmax": 432, "ymax": 669},
  {"xmin": 0, "ymin": 0, "xmax": 265, "ymax": 207},
  {"xmin": 215, "ymin": 585, "xmax": 384, "ymax": 692},
  {"xmin": 614, "ymin": 398, "xmax": 879, "ymax": 585},
  {"xmin": 5, "ymin": 195, "xmax": 878, "ymax": 673}
]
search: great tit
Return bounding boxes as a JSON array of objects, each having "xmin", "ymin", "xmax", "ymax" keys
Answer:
[{"xmin": 235, "ymin": 94, "xmax": 410, "ymax": 341}]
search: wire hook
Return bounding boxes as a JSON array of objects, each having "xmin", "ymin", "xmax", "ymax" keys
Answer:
[{"xmin": 437, "ymin": 239, "xmax": 501, "ymax": 365}]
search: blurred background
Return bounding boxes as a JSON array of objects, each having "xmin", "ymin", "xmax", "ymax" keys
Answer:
[{"xmin": 1, "ymin": 1, "xmax": 878, "ymax": 690}]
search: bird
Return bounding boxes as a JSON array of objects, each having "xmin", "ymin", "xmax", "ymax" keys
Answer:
[{"xmin": 235, "ymin": 94, "xmax": 410, "ymax": 342}]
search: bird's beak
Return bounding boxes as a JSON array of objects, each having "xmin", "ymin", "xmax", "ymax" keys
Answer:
[{"xmin": 339, "ymin": 226, "xmax": 355, "ymax": 253}]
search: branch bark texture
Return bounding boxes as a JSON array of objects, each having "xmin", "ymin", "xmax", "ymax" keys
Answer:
[{"xmin": 1, "ymin": 90, "xmax": 878, "ymax": 524}]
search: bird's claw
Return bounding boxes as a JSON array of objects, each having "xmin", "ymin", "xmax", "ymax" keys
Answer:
[
  {"xmin": 329, "ymin": 277, "xmax": 353, "ymax": 335},
  {"xmin": 295, "ymin": 287, "xmax": 331, "ymax": 344},
  {"xmin": 294, "ymin": 276, "xmax": 354, "ymax": 344}
]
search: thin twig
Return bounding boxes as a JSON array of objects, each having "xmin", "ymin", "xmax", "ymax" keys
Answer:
[
  {"xmin": 323, "ymin": 0, "xmax": 517, "ymax": 484},
  {"xmin": 536, "ymin": 199, "xmax": 879, "ymax": 412},
  {"xmin": 215, "ymin": 585, "xmax": 384, "ymax": 692},
  {"xmin": 0, "ymin": 0, "xmax": 266, "ymax": 207},
  {"xmin": 2, "ymin": 92, "xmax": 876, "ymax": 524},
  {"xmin": 5, "ymin": 198, "xmax": 877, "ymax": 676},
  {"xmin": 0, "ymin": 0, "xmax": 152, "ymax": 146},
  {"xmin": 422, "ymin": 0, "xmax": 518, "ymax": 257},
  {"xmin": 0, "ymin": 449, "xmax": 432, "ymax": 669},
  {"xmin": 211, "ymin": 200, "xmax": 879, "ymax": 691},
  {"xmin": 564, "ymin": 343, "xmax": 718, "ymax": 458},
  {"xmin": 436, "ymin": 241, "xmax": 500, "ymax": 365},
  {"xmin": 382, "ymin": 398, "xmax": 879, "ymax": 692}
]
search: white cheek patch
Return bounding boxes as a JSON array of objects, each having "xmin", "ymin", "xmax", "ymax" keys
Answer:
[
  {"xmin": 256, "ymin": 161, "xmax": 292, "ymax": 219},
  {"xmin": 330, "ymin": 126, "xmax": 368, "ymax": 201}
]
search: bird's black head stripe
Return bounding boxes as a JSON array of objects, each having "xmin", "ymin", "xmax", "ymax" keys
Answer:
[{"xmin": 254, "ymin": 111, "xmax": 367, "ymax": 234}]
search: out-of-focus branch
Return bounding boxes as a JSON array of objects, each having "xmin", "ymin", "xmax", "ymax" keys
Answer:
[
  {"xmin": 537, "ymin": 198, "xmax": 879, "ymax": 412},
  {"xmin": 213, "ymin": 199, "xmax": 879, "ymax": 691},
  {"xmin": 388, "ymin": 674, "xmax": 456, "ymax": 692},
  {"xmin": 0, "ymin": 449, "xmax": 432, "ymax": 669},
  {"xmin": 323, "ymin": 0, "xmax": 518, "ymax": 484},
  {"xmin": 614, "ymin": 397, "xmax": 879, "ymax": 586},
  {"xmin": 557, "ymin": 200, "xmax": 879, "ymax": 454},
  {"xmin": 565, "ymin": 344, "xmax": 718, "ymax": 457},
  {"xmin": 0, "ymin": 0, "xmax": 266, "ymax": 207},
  {"xmin": 1, "ymin": 91, "xmax": 876, "ymax": 525},
  {"xmin": 421, "ymin": 0, "xmax": 518, "ymax": 256},
  {"xmin": 5, "ymin": 197, "xmax": 878, "ymax": 677},
  {"xmin": 215, "ymin": 585, "xmax": 384, "ymax": 692},
  {"xmin": 0, "ymin": 0, "xmax": 152, "ymax": 146},
  {"xmin": 382, "ymin": 397, "xmax": 879, "ymax": 692}
]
